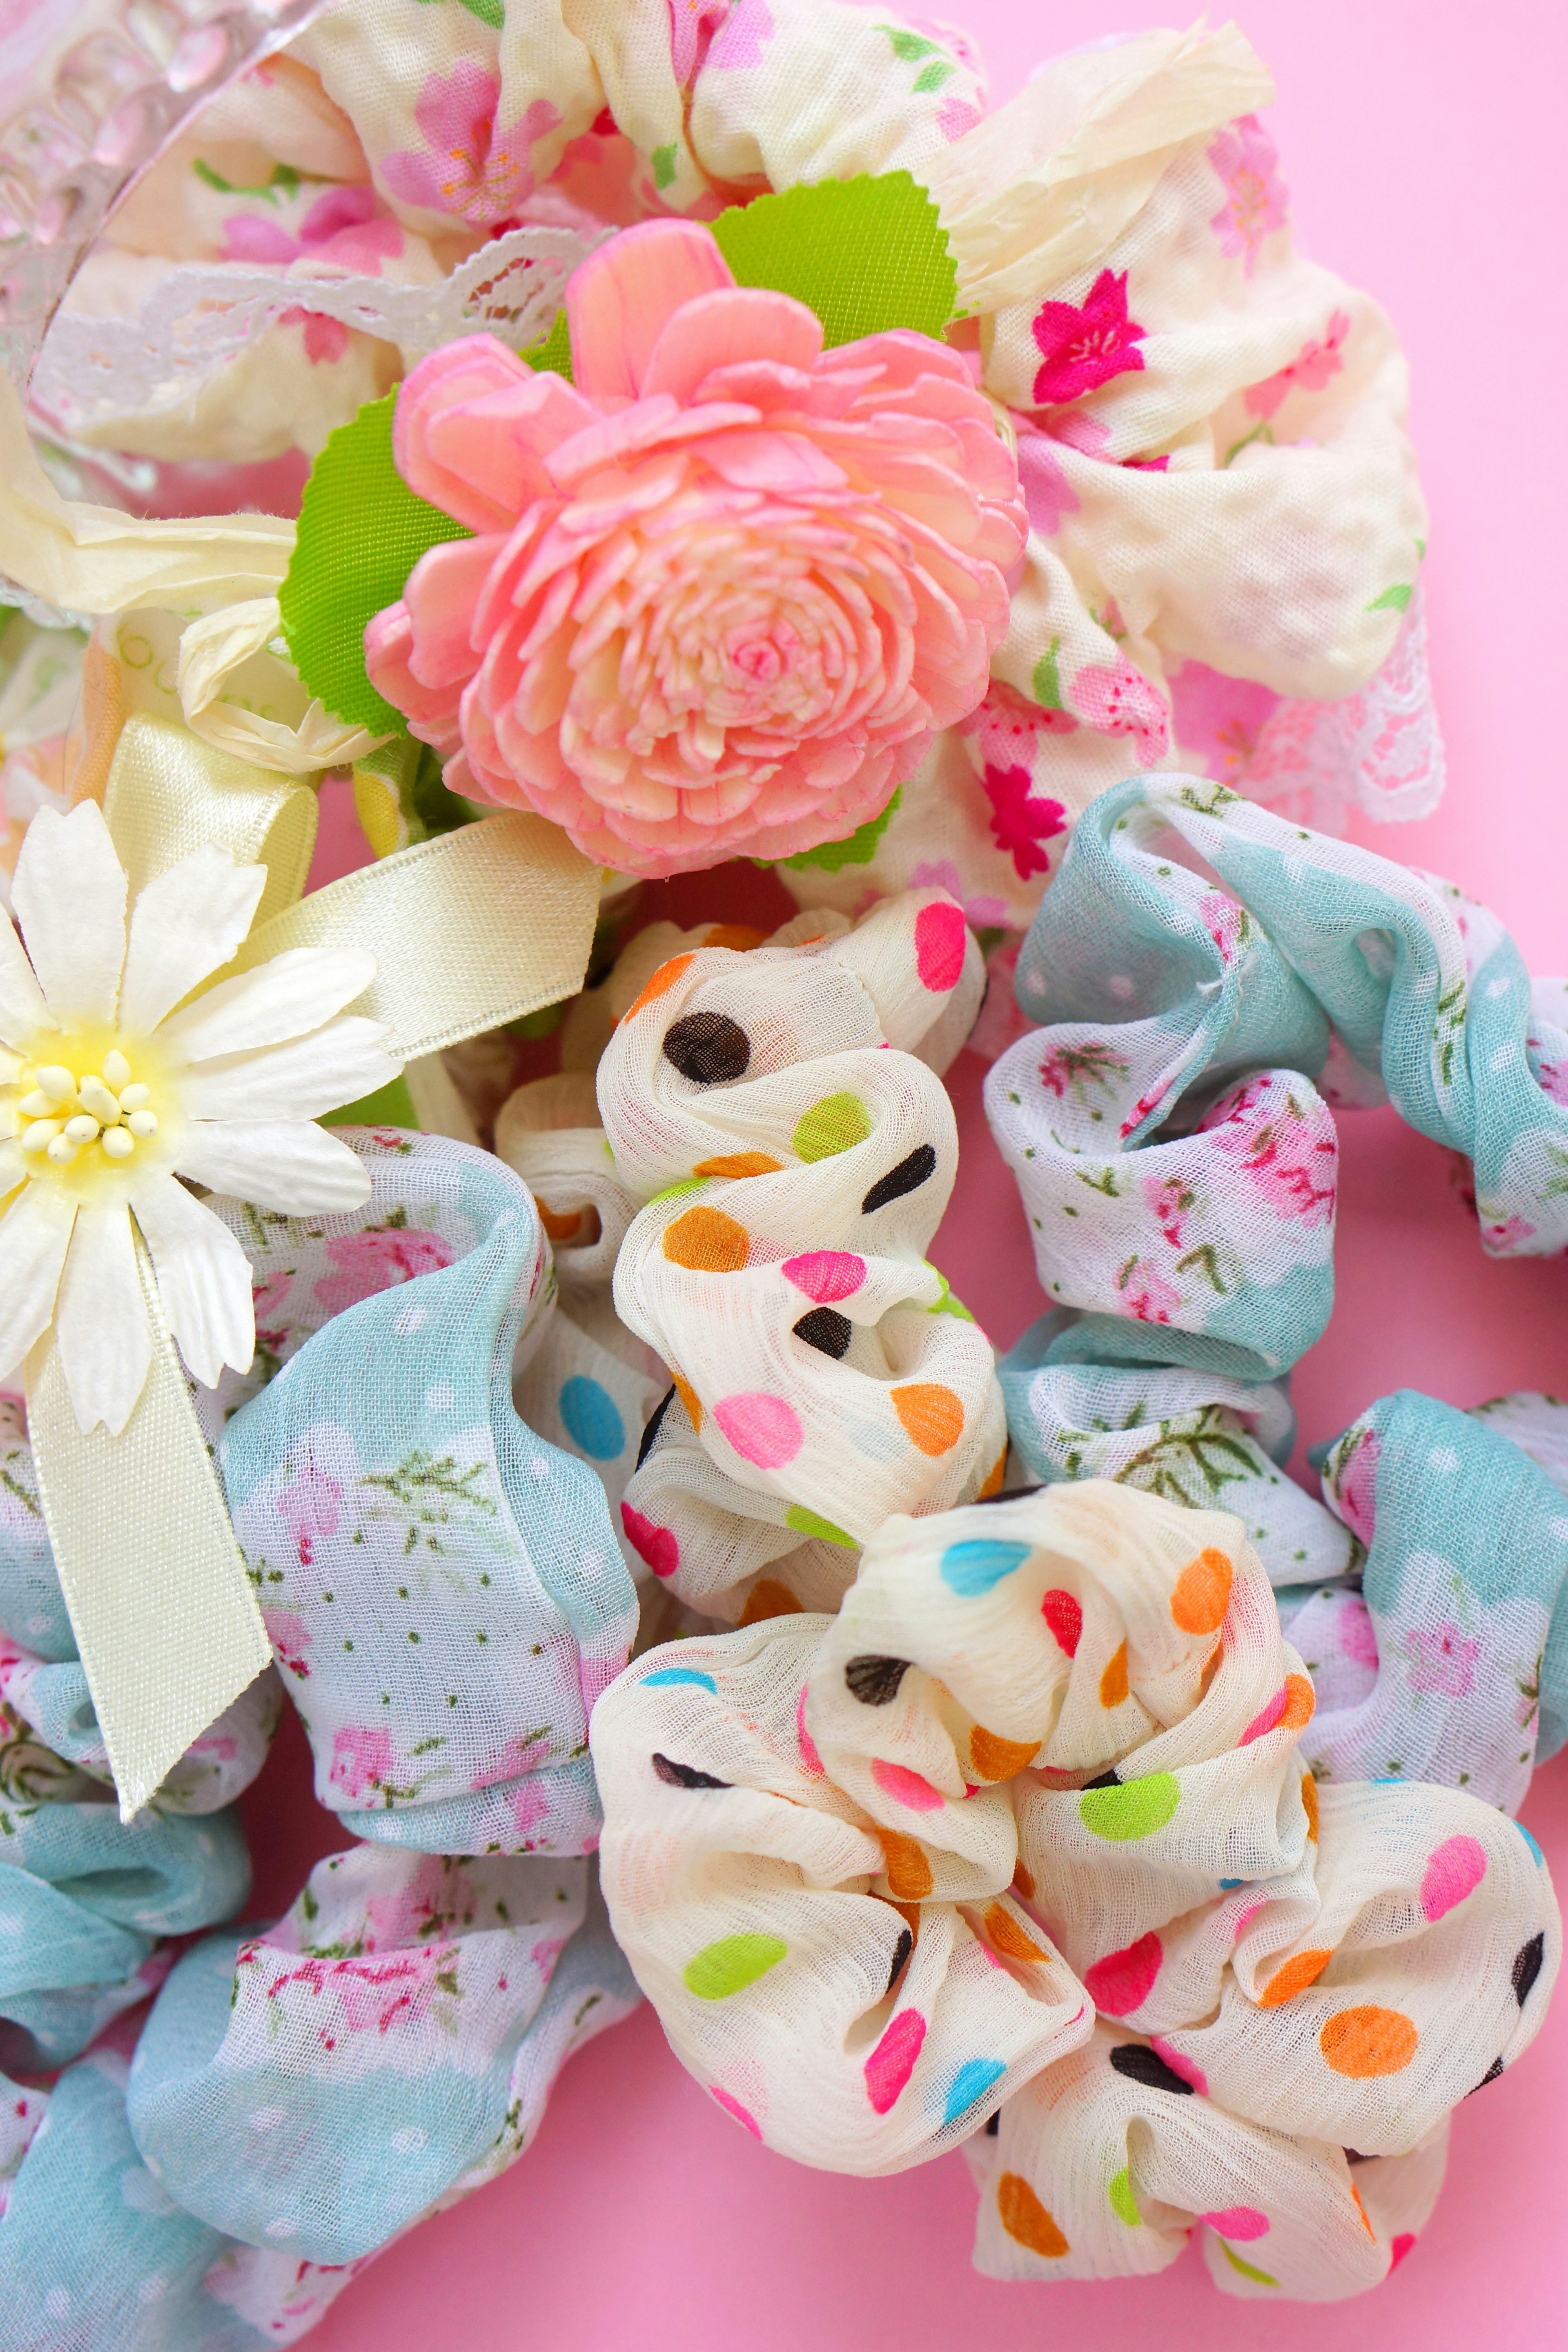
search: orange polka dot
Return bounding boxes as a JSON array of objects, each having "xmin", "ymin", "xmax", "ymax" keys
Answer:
[
  {"xmin": 1258, "ymin": 1948, "xmax": 1332, "ymax": 2007},
  {"xmin": 1350, "ymin": 2182, "xmax": 1375, "ymax": 2240},
  {"xmin": 662, "ymin": 1206, "xmax": 749, "ymax": 1272},
  {"xmin": 1197, "ymin": 1643, "xmax": 1223, "ymax": 1700},
  {"xmin": 970, "ymin": 1726, "xmax": 1040, "ymax": 1782},
  {"xmin": 1320, "ymin": 2006, "xmax": 1419, "ymax": 2078},
  {"xmin": 891, "ymin": 1383, "xmax": 965, "ymax": 1457},
  {"xmin": 701, "ymin": 923, "xmax": 768, "ymax": 952},
  {"xmin": 536, "ymin": 1201, "xmax": 584, "ymax": 1244},
  {"xmin": 1011, "ymin": 1858, "xmax": 1036, "ymax": 1904},
  {"xmin": 984, "ymin": 1903, "xmax": 1050, "ymax": 1963},
  {"xmin": 737, "ymin": 1578, "xmax": 804, "ymax": 1627},
  {"xmin": 1170, "ymin": 1548, "xmax": 1233, "ymax": 1635},
  {"xmin": 1099, "ymin": 1641, "xmax": 1129, "ymax": 1708},
  {"xmin": 670, "ymin": 1369, "xmax": 702, "ymax": 1432},
  {"xmin": 876, "ymin": 1827, "xmax": 933, "ymax": 1901},
  {"xmin": 622, "ymin": 953, "xmax": 694, "ymax": 1022},
  {"xmin": 1281, "ymin": 1672, "xmax": 1315, "ymax": 1731},
  {"xmin": 998, "ymin": 2173, "xmax": 1069, "ymax": 2259},
  {"xmin": 889, "ymin": 1898, "xmax": 922, "ymax": 1944},
  {"xmin": 692, "ymin": 1152, "xmax": 784, "ymax": 1179},
  {"xmin": 976, "ymin": 1446, "xmax": 1007, "ymax": 1500},
  {"xmin": 1301, "ymin": 1771, "xmax": 1319, "ymax": 1844}
]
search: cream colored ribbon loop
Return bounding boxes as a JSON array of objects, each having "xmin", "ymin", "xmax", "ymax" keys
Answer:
[
  {"xmin": 236, "ymin": 808, "xmax": 601, "ymax": 1060},
  {"xmin": 24, "ymin": 1242, "xmax": 272, "ymax": 1823},
  {"xmin": 98, "ymin": 711, "xmax": 318, "ymax": 926}
]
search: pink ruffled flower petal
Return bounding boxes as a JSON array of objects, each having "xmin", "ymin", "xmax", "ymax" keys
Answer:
[
  {"xmin": 394, "ymin": 335, "xmax": 534, "ymax": 531},
  {"xmin": 566, "ymin": 216, "xmax": 737, "ymax": 403},
  {"xmin": 641, "ymin": 284, "xmax": 823, "ymax": 402}
]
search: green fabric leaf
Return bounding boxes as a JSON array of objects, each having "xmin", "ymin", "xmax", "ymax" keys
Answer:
[
  {"xmin": 325, "ymin": 1074, "xmax": 419, "ymax": 1129},
  {"xmin": 1366, "ymin": 582, "xmax": 1413, "ymax": 613},
  {"xmin": 651, "ymin": 141, "xmax": 679, "ymax": 192},
  {"xmin": 912, "ymin": 59, "xmax": 955, "ymax": 91},
  {"xmin": 1031, "ymin": 636, "xmax": 1064, "ymax": 709},
  {"xmin": 711, "ymin": 172, "xmax": 957, "ymax": 348},
  {"xmin": 279, "ymin": 392, "xmax": 472, "ymax": 735},
  {"xmin": 521, "ymin": 306, "xmax": 573, "ymax": 380},
  {"xmin": 778, "ymin": 783, "xmax": 901, "ymax": 872},
  {"xmin": 879, "ymin": 25, "xmax": 940, "ymax": 60}
]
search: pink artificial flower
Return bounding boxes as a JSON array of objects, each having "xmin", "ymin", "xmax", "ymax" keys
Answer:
[
  {"xmin": 1208, "ymin": 114, "xmax": 1288, "ymax": 276},
  {"xmin": 1406, "ymin": 1623, "xmax": 1481, "ymax": 1699},
  {"xmin": 365, "ymin": 218, "xmax": 1025, "ymax": 877},
  {"xmin": 980, "ymin": 762, "xmax": 1067, "ymax": 882},
  {"xmin": 329, "ymin": 1723, "xmax": 396, "ymax": 1802},
  {"xmin": 1030, "ymin": 269, "xmax": 1147, "ymax": 407},
  {"xmin": 1069, "ymin": 660, "xmax": 1169, "ymax": 765},
  {"xmin": 312, "ymin": 1225, "xmax": 454, "ymax": 1315},
  {"xmin": 276, "ymin": 1461, "xmax": 342, "ymax": 1568},
  {"xmin": 1167, "ymin": 659, "xmax": 1281, "ymax": 785},
  {"xmin": 382, "ymin": 63, "xmax": 560, "ymax": 229},
  {"xmin": 1245, "ymin": 309, "xmax": 1350, "ymax": 420}
]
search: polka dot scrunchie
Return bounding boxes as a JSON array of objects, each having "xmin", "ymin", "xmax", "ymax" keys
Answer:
[
  {"xmin": 592, "ymin": 1481, "xmax": 1557, "ymax": 2295},
  {"xmin": 598, "ymin": 891, "xmax": 1008, "ymax": 1622}
]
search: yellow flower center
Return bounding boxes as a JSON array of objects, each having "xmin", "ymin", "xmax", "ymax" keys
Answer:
[{"xmin": 10, "ymin": 1027, "xmax": 172, "ymax": 1188}]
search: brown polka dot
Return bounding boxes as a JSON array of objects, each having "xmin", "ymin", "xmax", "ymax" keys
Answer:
[
  {"xmin": 670, "ymin": 1369, "xmax": 702, "ymax": 1432},
  {"xmin": 977, "ymin": 1446, "xmax": 1007, "ymax": 1500},
  {"xmin": 1099, "ymin": 1641, "xmax": 1129, "ymax": 1709},
  {"xmin": 997, "ymin": 2172, "xmax": 1069, "ymax": 2259},
  {"xmin": 1011, "ymin": 1858, "xmax": 1036, "ymax": 1903},
  {"xmin": 890, "ymin": 1383, "xmax": 965, "ymax": 1457},
  {"xmin": 1320, "ymin": 2006, "xmax": 1418, "ymax": 2078},
  {"xmin": 737, "ymin": 1578, "xmax": 804, "ymax": 1627},
  {"xmin": 1170, "ymin": 1547, "xmax": 1233, "ymax": 1634},
  {"xmin": 984, "ymin": 1903, "xmax": 1049, "ymax": 1963},
  {"xmin": 623, "ymin": 953, "xmax": 694, "ymax": 1022},
  {"xmin": 536, "ymin": 1201, "xmax": 584, "ymax": 1244},
  {"xmin": 1301, "ymin": 1771, "xmax": 1319, "ymax": 1843},
  {"xmin": 701, "ymin": 923, "xmax": 768, "ymax": 952},
  {"xmin": 693, "ymin": 1152, "xmax": 783, "ymax": 1179},
  {"xmin": 876, "ymin": 1827, "xmax": 933, "ymax": 1901},
  {"xmin": 663, "ymin": 1206, "xmax": 749, "ymax": 1272},
  {"xmin": 1258, "ymin": 1948, "xmax": 1332, "ymax": 2007},
  {"xmin": 971, "ymin": 1726, "xmax": 1040, "ymax": 1782},
  {"xmin": 1281, "ymin": 1672, "xmax": 1315, "ymax": 1731}
]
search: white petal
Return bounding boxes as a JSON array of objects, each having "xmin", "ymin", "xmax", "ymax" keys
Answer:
[
  {"xmin": 118, "ymin": 847, "xmax": 267, "ymax": 1036},
  {"xmin": 0, "ymin": 905, "xmax": 51, "ymax": 1051},
  {"xmin": 0, "ymin": 1181, "xmax": 77, "ymax": 1384},
  {"xmin": 130, "ymin": 1174, "xmax": 254, "ymax": 1388},
  {"xmin": 175, "ymin": 1120, "xmax": 374, "ymax": 1214},
  {"xmin": 53, "ymin": 1199, "xmax": 152, "ymax": 1435},
  {"xmin": 158, "ymin": 946, "xmax": 376, "ymax": 1063},
  {"xmin": 178, "ymin": 1016, "xmax": 399, "ymax": 1124},
  {"xmin": 11, "ymin": 802, "xmax": 127, "ymax": 1025}
]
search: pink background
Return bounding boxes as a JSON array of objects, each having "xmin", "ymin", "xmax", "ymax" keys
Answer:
[{"xmin": 218, "ymin": 1, "xmax": 1568, "ymax": 2343}]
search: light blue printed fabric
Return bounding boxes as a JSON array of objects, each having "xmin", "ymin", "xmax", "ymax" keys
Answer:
[
  {"xmin": 0, "ymin": 1797, "xmax": 249, "ymax": 2070},
  {"xmin": 212, "ymin": 1130, "xmax": 638, "ymax": 1856}
]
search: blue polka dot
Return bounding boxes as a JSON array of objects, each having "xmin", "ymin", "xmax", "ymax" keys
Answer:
[
  {"xmin": 940, "ymin": 1538, "xmax": 1031, "ymax": 1597},
  {"xmin": 642, "ymin": 1667, "xmax": 717, "ymax": 1693},
  {"xmin": 559, "ymin": 1374, "xmax": 626, "ymax": 1461},
  {"xmin": 1517, "ymin": 1823, "xmax": 1545, "ymax": 1866},
  {"xmin": 1218, "ymin": 1878, "xmax": 1244, "ymax": 1890},
  {"xmin": 940, "ymin": 2057, "xmax": 1007, "ymax": 2127}
]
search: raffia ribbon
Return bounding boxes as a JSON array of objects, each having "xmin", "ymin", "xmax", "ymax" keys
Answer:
[{"xmin": 29, "ymin": 713, "xmax": 599, "ymax": 1816}]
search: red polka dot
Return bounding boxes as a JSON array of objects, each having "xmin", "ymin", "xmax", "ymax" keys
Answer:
[
  {"xmin": 1041, "ymin": 1588, "xmax": 1082, "ymax": 1656},
  {"xmin": 1084, "ymin": 1931, "xmax": 1163, "ymax": 2016},
  {"xmin": 621, "ymin": 1503, "xmax": 677, "ymax": 1578},
  {"xmin": 915, "ymin": 899, "xmax": 967, "ymax": 992},
  {"xmin": 782, "ymin": 1250, "xmax": 866, "ymax": 1303}
]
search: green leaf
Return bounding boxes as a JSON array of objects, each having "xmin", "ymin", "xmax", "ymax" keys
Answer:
[
  {"xmin": 778, "ymin": 783, "xmax": 901, "ymax": 872},
  {"xmin": 521, "ymin": 306, "xmax": 572, "ymax": 381},
  {"xmin": 878, "ymin": 25, "xmax": 940, "ymax": 60},
  {"xmin": 1366, "ymin": 582, "xmax": 1412, "ymax": 613},
  {"xmin": 1031, "ymin": 636, "xmax": 1064, "ymax": 709},
  {"xmin": 325, "ymin": 1074, "xmax": 419, "ymax": 1129},
  {"xmin": 279, "ymin": 392, "xmax": 472, "ymax": 735},
  {"xmin": 711, "ymin": 171, "xmax": 956, "ymax": 348},
  {"xmin": 651, "ymin": 141, "xmax": 679, "ymax": 192},
  {"xmin": 912, "ymin": 59, "xmax": 955, "ymax": 91}
]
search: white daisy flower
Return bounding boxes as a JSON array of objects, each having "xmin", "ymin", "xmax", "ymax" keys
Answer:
[{"xmin": 0, "ymin": 798, "xmax": 398, "ymax": 1435}]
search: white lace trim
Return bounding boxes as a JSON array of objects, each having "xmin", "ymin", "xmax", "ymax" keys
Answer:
[{"xmin": 1244, "ymin": 580, "xmax": 1445, "ymax": 831}]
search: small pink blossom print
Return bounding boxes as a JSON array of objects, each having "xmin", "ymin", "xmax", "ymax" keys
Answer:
[
  {"xmin": 981, "ymin": 762, "xmax": 1068, "ymax": 882},
  {"xmin": 668, "ymin": 0, "xmax": 733, "ymax": 83},
  {"xmin": 1014, "ymin": 431, "xmax": 1080, "ymax": 537},
  {"xmin": 382, "ymin": 65, "xmax": 560, "ymax": 228},
  {"xmin": 1245, "ymin": 309, "xmax": 1350, "ymax": 419},
  {"xmin": 1031, "ymin": 269, "xmax": 1147, "ymax": 407},
  {"xmin": 1338, "ymin": 1595, "xmax": 1379, "ymax": 1672},
  {"xmin": 277, "ymin": 307, "xmax": 351, "ymax": 368},
  {"xmin": 1531, "ymin": 1049, "xmax": 1568, "ymax": 1107},
  {"xmin": 1167, "ymin": 660, "xmax": 1281, "ymax": 785},
  {"xmin": 313, "ymin": 1224, "xmax": 454, "ymax": 1315},
  {"xmin": 329, "ymin": 1724, "xmax": 396, "ymax": 1802},
  {"xmin": 1406, "ymin": 1623, "xmax": 1480, "ymax": 1699},
  {"xmin": 909, "ymin": 860, "xmax": 1009, "ymax": 929},
  {"xmin": 1330, "ymin": 1424, "xmax": 1381, "ymax": 1545},
  {"xmin": 1482, "ymin": 1214, "xmax": 1537, "ymax": 1250},
  {"xmin": 1142, "ymin": 1172, "xmax": 1194, "ymax": 1249},
  {"xmin": 1208, "ymin": 114, "xmax": 1288, "ymax": 275},
  {"xmin": 262, "ymin": 1608, "xmax": 314, "ymax": 1682},
  {"xmin": 1071, "ymin": 660, "xmax": 1169, "ymax": 764},
  {"xmin": 276, "ymin": 1462, "xmax": 341, "ymax": 1568},
  {"xmin": 936, "ymin": 97, "xmax": 982, "ymax": 141},
  {"xmin": 1197, "ymin": 890, "xmax": 1248, "ymax": 966},
  {"xmin": 708, "ymin": 0, "xmax": 775, "ymax": 69},
  {"xmin": 1116, "ymin": 1255, "xmax": 1180, "ymax": 1324},
  {"xmin": 1038, "ymin": 1039, "xmax": 1129, "ymax": 1103},
  {"xmin": 219, "ymin": 184, "xmax": 404, "ymax": 274},
  {"xmin": 509, "ymin": 1779, "xmax": 554, "ymax": 1841},
  {"xmin": 1201, "ymin": 1077, "xmax": 1337, "ymax": 1226}
]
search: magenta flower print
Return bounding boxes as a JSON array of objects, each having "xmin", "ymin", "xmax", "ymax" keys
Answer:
[
  {"xmin": 1208, "ymin": 114, "xmax": 1288, "ymax": 276},
  {"xmin": 981, "ymin": 760, "xmax": 1067, "ymax": 881},
  {"xmin": 1031, "ymin": 269, "xmax": 1147, "ymax": 407},
  {"xmin": 382, "ymin": 63, "xmax": 560, "ymax": 229},
  {"xmin": 1406, "ymin": 1623, "xmax": 1481, "ymax": 1699},
  {"xmin": 329, "ymin": 1723, "xmax": 396, "ymax": 1801}
]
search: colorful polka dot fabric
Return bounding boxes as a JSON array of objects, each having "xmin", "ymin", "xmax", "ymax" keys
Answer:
[
  {"xmin": 591, "ymin": 1481, "xmax": 1559, "ymax": 2295},
  {"xmin": 599, "ymin": 891, "xmax": 1008, "ymax": 1621}
]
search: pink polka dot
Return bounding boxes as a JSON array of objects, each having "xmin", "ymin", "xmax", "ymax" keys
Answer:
[
  {"xmin": 1148, "ymin": 2036, "xmax": 1206, "ymax": 2097},
  {"xmin": 1390, "ymin": 2232, "xmax": 1416, "ymax": 2270},
  {"xmin": 621, "ymin": 1503, "xmax": 678, "ymax": 1579},
  {"xmin": 782, "ymin": 1250, "xmax": 866, "ymax": 1304},
  {"xmin": 796, "ymin": 1688, "xmax": 824, "ymax": 1777},
  {"xmin": 1202, "ymin": 2206, "xmax": 1270, "ymax": 2241},
  {"xmin": 713, "ymin": 1391, "xmax": 804, "ymax": 1468},
  {"xmin": 1084, "ymin": 1931, "xmax": 1163, "ymax": 2016},
  {"xmin": 915, "ymin": 899, "xmax": 967, "ymax": 992},
  {"xmin": 872, "ymin": 1757, "xmax": 946, "ymax": 1811},
  {"xmin": 1419, "ymin": 1833, "xmax": 1487, "ymax": 1922},
  {"xmin": 865, "ymin": 2007, "xmax": 927, "ymax": 2112},
  {"xmin": 1240, "ymin": 1685, "xmax": 1287, "ymax": 1746},
  {"xmin": 711, "ymin": 2087, "xmax": 762, "ymax": 2138}
]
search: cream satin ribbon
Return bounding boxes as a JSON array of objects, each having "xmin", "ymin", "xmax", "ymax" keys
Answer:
[{"xmin": 29, "ymin": 712, "xmax": 599, "ymax": 1817}]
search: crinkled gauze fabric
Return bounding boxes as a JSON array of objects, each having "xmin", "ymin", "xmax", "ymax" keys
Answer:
[
  {"xmin": 591, "ymin": 1482, "xmax": 1557, "ymax": 2296},
  {"xmin": 602, "ymin": 892, "xmax": 1007, "ymax": 1624}
]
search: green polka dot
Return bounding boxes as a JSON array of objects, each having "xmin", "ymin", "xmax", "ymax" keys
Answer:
[
  {"xmin": 1107, "ymin": 2167, "xmax": 1141, "ymax": 2227},
  {"xmin": 792, "ymin": 1092, "xmax": 872, "ymax": 1163},
  {"xmin": 1218, "ymin": 2239, "xmax": 1279, "ymax": 2288},
  {"xmin": 786, "ymin": 1502, "xmax": 856, "ymax": 1548},
  {"xmin": 683, "ymin": 1933, "xmax": 788, "ymax": 2000},
  {"xmin": 648, "ymin": 1177, "xmax": 709, "ymax": 1205},
  {"xmin": 1078, "ymin": 1773, "xmax": 1180, "ymax": 1842}
]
